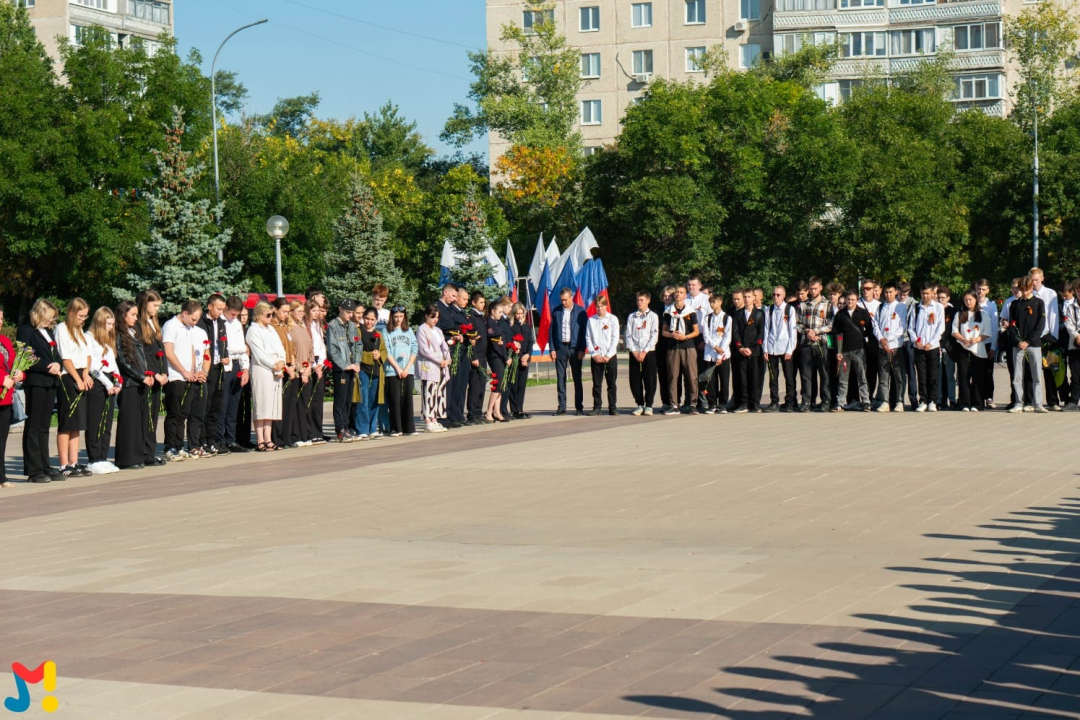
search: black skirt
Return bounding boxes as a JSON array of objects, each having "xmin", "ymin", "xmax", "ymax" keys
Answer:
[
  {"xmin": 116, "ymin": 383, "xmax": 149, "ymax": 467},
  {"xmin": 57, "ymin": 374, "xmax": 87, "ymax": 432}
]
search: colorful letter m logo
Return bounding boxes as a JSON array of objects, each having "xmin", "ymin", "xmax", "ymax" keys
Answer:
[{"xmin": 4, "ymin": 662, "xmax": 58, "ymax": 713}]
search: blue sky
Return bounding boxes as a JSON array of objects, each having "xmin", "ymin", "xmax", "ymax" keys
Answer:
[{"xmin": 176, "ymin": 0, "xmax": 488, "ymax": 158}]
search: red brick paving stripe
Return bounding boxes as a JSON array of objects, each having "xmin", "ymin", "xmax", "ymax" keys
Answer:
[{"xmin": 0, "ymin": 415, "xmax": 644, "ymax": 526}]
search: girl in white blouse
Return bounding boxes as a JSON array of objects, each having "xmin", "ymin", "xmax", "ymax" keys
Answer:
[
  {"xmin": 85, "ymin": 307, "xmax": 121, "ymax": 474},
  {"xmin": 951, "ymin": 290, "xmax": 989, "ymax": 412},
  {"xmin": 55, "ymin": 298, "xmax": 93, "ymax": 477},
  {"xmin": 245, "ymin": 301, "xmax": 287, "ymax": 451}
]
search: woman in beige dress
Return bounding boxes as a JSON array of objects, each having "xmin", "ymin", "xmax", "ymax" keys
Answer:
[
  {"xmin": 288, "ymin": 300, "xmax": 316, "ymax": 446},
  {"xmin": 246, "ymin": 301, "xmax": 286, "ymax": 451}
]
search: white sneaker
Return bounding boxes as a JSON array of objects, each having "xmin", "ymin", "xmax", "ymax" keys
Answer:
[
  {"xmin": 632, "ymin": 406, "xmax": 644, "ymax": 416},
  {"xmin": 1023, "ymin": 405, "xmax": 1034, "ymax": 413},
  {"xmin": 87, "ymin": 461, "xmax": 112, "ymax": 475},
  {"xmin": 1034, "ymin": 405, "xmax": 1049, "ymax": 414},
  {"xmin": 927, "ymin": 403, "xmax": 937, "ymax": 412},
  {"xmin": 358, "ymin": 434, "xmax": 370, "ymax": 441},
  {"xmin": 105, "ymin": 462, "xmax": 121, "ymax": 473},
  {"xmin": 970, "ymin": 407, "xmax": 979, "ymax": 413},
  {"xmin": 893, "ymin": 404, "xmax": 905, "ymax": 413},
  {"xmin": 427, "ymin": 423, "xmax": 447, "ymax": 433},
  {"xmin": 165, "ymin": 449, "xmax": 187, "ymax": 462},
  {"xmin": 643, "ymin": 407, "xmax": 653, "ymax": 416},
  {"xmin": 915, "ymin": 403, "xmax": 927, "ymax": 412},
  {"xmin": 1007, "ymin": 404, "xmax": 1023, "ymax": 413},
  {"xmin": 961, "ymin": 407, "xmax": 970, "ymax": 412},
  {"xmin": 874, "ymin": 404, "xmax": 889, "ymax": 413}
]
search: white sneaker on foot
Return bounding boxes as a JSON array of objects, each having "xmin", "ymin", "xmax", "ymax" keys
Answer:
[
  {"xmin": 928, "ymin": 402, "xmax": 937, "ymax": 412},
  {"xmin": 915, "ymin": 403, "xmax": 927, "ymax": 412},
  {"xmin": 643, "ymin": 407, "xmax": 653, "ymax": 416}
]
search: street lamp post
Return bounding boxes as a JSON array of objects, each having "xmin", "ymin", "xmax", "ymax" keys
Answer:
[
  {"xmin": 266, "ymin": 215, "xmax": 290, "ymax": 297},
  {"xmin": 1032, "ymin": 75, "xmax": 1040, "ymax": 268},
  {"xmin": 211, "ymin": 19, "xmax": 268, "ymax": 263}
]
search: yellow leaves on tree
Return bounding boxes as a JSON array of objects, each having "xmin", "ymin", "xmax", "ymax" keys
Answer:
[{"xmin": 493, "ymin": 144, "xmax": 575, "ymax": 209}]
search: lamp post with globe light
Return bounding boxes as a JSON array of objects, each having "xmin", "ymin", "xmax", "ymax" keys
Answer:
[{"xmin": 266, "ymin": 215, "xmax": 290, "ymax": 297}]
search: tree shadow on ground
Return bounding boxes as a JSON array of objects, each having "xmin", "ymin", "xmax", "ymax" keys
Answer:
[{"xmin": 626, "ymin": 495, "xmax": 1080, "ymax": 718}]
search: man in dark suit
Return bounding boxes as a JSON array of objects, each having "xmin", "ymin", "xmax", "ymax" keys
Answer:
[
  {"xmin": 466, "ymin": 290, "xmax": 490, "ymax": 424},
  {"xmin": 733, "ymin": 289, "xmax": 766, "ymax": 412},
  {"xmin": 436, "ymin": 284, "xmax": 471, "ymax": 428},
  {"xmin": 549, "ymin": 288, "xmax": 587, "ymax": 415},
  {"xmin": 197, "ymin": 294, "xmax": 229, "ymax": 455}
]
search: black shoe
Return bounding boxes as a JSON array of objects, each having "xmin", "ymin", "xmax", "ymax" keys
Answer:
[
  {"xmin": 29, "ymin": 475, "xmax": 50, "ymax": 483},
  {"xmin": 202, "ymin": 445, "xmax": 219, "ymax": 457},
  {"xmin": 57, "ymin": 466, "xmax": 77, "ymax": 479},
  {"xmin": 733, "ymin": 406, "xmax": 748, "ymax": 414},
  {"xmin": 75, "ymin": 464, "xmax": 92, "ymax": 477},
  {"xmin": 151, "ymin": 456, "xmax": 167, "ymax": 466},
  {"xmin": 226, "ymin": 443, "xmax": 248, "ymax": 453},
  {"xmin": 780, "ymin": 405, "xmax": 790, "ymax": 413},
  {"xmin": 514, "ymin": 412, "xmax": 531, "ymax": 419},
  {"xmin": 608, "ymin": 408, "xmax": 619, "ymax": 416},
  {"xmin": 574, "ymin": 409, "xmax": 584, "ymax": 416},
  {"xmin": 445, "ymin": 420, "xmax": 464, "ymax": 429},
  {"xmin": 763, "ymin": 404, "xmax": 779, "ymax": 413},
  {"xmin": 796, "ymin": 404, "xmax": 808, "ymax": 413},
  {"xmin": 45, "ymin": 467, "xmax": 62, "ymax": 478},
  {"xmin": 119, "ymin": 464, "xmax": 145, "ymax": 471},
  {"xmin": 213, "ymin": 445, "xmax": 231, "ymax": 456},
  {"xmin": 554, "ymin": 408, "xmax": 566, "ymax": 416},
  {"xmin": 587, "ymin": 408, "xmax": 602, "ymax": 416}
]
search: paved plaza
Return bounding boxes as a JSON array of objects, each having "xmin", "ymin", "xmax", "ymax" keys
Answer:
[{"xmin": 1, "ymin": 368, "xmax": 1079, "ymax": 719}]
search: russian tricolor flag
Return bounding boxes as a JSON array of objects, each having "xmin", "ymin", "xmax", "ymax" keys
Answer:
[{"xmin": 535, "ymin": 261, "xmax": 554, "ymax": 352}]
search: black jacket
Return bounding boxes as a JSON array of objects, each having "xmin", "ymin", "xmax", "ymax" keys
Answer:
[
  {"xmin": 832, "ymin": 307, "xmax": 872, "ymax": 353},
  {"xmin": 199, "ymin": 313, "xmax": 226, "ymax": 366},
  {"xmin": 469, "ymin": 308, "xmax": 489, "ymax": 367},
  {"xmin": 436, "ymin": 300, "xmax": 468, "ymax": 343},
  {"xmin": 1011, "ymin": 296, "xmax": 1045, "ymax": 344},
  {"xmin": 486, "ymin": 317, "xmax": 513, "ymax": 364},
  {"xmin": 733, "ymin": 308, "xmax": 766, "ymax": 351},
  {"xmin": 16, "ymin": 324, "xmax": 60, "ymax": 389},
  {"xmin": 115, "ymin": 329, "xmax": 149, "ymax": 383}
]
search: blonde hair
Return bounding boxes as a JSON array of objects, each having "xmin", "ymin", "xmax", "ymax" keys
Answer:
[
  {"xmin": 29, "ymin": 299, "xmax": 59, "ymax": 329},
  {"xmin": 510, "ymin": 302, "xmax": 526, "ymax": 316},
  {"xmin": 64, "ymin": 298, "xmax": 89, "ymax": 346},
  {"xmin": 252, "ymin": 301, "xmax": 273, "ymax": 323},
  {"xmin": 90, "ymin": 306, "xmax": 116, "ymax": 352}
]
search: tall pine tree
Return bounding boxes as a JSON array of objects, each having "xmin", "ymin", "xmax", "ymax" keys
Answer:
[
  {"xmin": 116, "ymin": 108, "xmax": 240, "ymax": 313},
  {"xmin": 445, "ymin": 184, "xmax": 502, "ymax": 300},
  {"xmin": 323, "ymin": 181, "xmax": 414, "ymax": 309}
]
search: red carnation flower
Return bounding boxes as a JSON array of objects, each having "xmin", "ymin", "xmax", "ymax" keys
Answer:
[
  {"xmin": 353, "ymin": 336, "xmax": 360, "ymax": 342},
  {"xmin": 322, "ymin": 359, "xmax": 332, "ymax": 368},
  {"xmin": 203, "ymin": 353, "xmax": 210, "ymax": 362},
  {"xmin": 203, "ymin": 340, "xmax": 210, "ymax": 346},
  {"xmin": 48, "ymin": 341, "xmax": 57, "ymax": 347},
  {"xmin": 513, "ymin": 334, "xmax": 524, "ymax": 342},
  {"xmin": 303, "ymin": 361, "xmax": 310, "ymax": 367},
  {"xmin": 490, "ymin": 372, "xmax": 497, "ymax": 379},
  {"xmin": 144, "ymin": 371, "xmax": 154, "ymax": 377},
  {"xmin": 156, "ymin": 351, "xmax": 164, "ymax": 358},
  {"xmin": 372, "ymin": 333, "xmax": 381, "ymax": 340},
  {"xmin": 102, "ymin": 359, "xmax": 110, "ymax": 367}
]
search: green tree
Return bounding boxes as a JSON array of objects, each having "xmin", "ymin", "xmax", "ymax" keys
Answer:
[
  {"xmin": 1005, "ymin": 2, "xmax": 1079, "ymax": 131},
  {"xmin": 360, "ymin": 102, "xmax": 434, "ymax": 173},
  {"xmin": 118, "ymin": 109, "xmax": 240, "ymax": 313},
  {"xmin": 442, "ymin": 0, "xmax": 582, "ymax": 150},
  {"xmin": 255, "ymin": 92, "xmax": 321, "ymax": 138},
  {"xmin": 444, "ymin": 185, "xmax": 503, "ymax": 299},
  {"xmin": 323, "ymin": 182, "xmax": 415, "ymax": 309}
]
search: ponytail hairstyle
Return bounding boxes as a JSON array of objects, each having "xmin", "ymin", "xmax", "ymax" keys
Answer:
[{"xmin": 64, "ymin": 298, "xmax": 89, "ymax": 346}]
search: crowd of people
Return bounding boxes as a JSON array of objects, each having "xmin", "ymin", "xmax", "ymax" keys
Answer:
[{"xmin": 0, "ymin": 267, "xmax": 1076, "ymax": 487}]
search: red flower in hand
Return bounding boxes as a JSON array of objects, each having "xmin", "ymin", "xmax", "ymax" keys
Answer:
[
  {"xmin": 203, "ymin": 340, "xmax": 210, "ymax": 346},
  {"xmin": 513, "ymin": 334, "xmax": 524, "ymax": 343},
  {"xmin": 322, "ymin": 359, "xmax": 332, "ymax": 369},
  {"xmin": 144, "ymin": 371, "xmax": 154, "ymax": 377},
  {"xmin": 372, "ymin": 333, "xmax": 380, "ymax": 341},
  {"xmin": 203, "ymin": 353, "xmax": 211, "ymax": 362},
  {"xmin": 48, "ymin": 341, "xmax": 57, "ymax": 347},
  {"xmin": 156, "ymin": 351, "xmax": 164, "ymax": 358},
  {"xmin": 302, "ymin": 361, "xmax": 310, "ymax": 367},
  {"xmin": 353, "ymin": 336, "xmax": 360, "ymax": 343},
  {"xmin": 102, "ymin": 359, "xmax": 110, "ymax": 367},
  {"xmin": 490, "ymin": 372, "xmax": 497, "ymax": 379}
]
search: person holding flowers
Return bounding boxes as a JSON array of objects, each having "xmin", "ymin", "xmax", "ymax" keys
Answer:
[
  {"xmin": 484, "ymin": 296, "xmax": 512, "ymax": 423},
  {"xmin": 305, "ymin": 295, "xmax": 329, "ymax": 442},
  {"xmin": 504, "ymin": 302, "xmax": 534, "ymax": 420},
  {"xmin": 114, "ymin": 300, "xmax": 152, "ymax": 469},
  {"xmin": 417, "ymin": 304, "xmax": 450, "ymax": 433},
  {"xmin": 1007, "ymin": 275, "xmax": 1047, "ymax": 413},
  {"xmin": 908, "ymin": 282, "xmax": 946, "ymax": 412},
  {"xmin": 56, "ymin": 298, "xmax": 93, "ymax": 478},
  {"xmin": 162, "ymin": 300, "xmax": 205, "ymax": 461},
  {"xmin": 197, "ymin": 294, "xmax": 229, "ymax": 457},
  {"xmin": 586, "ymin": 295, "xmax": 620, "ymax": 416},
  {"xmin": 270, "ymin": 298, "xmax": 298, "ymax": 449},
  {"xmin": 84, "ymin": 307, "xmax": 121, "ymax": 474},
  {"xmin": 952, "ymin": 290, "xmax": 989, "ymax": 412},
  {"xmin": 136, "ymin": 290, "xmax": 168, "ymax": 466},
  {"xmin": 217, "ymin": 296, "xmax": 251, "ymax": 453},
  {"xmin": 699, "ymin": 293, "xmax": 732, "ymax": 414},
  {"xmin": 18, "ymin": 299, "xmax": 62, "ymax": 482},
  {"xmin": 354, "ymin": 307, "xmax": 387, "ymax": 440},
  {"xmin": 384, "ymin": 305, "xmax": 418, "ymax": 436},
  {"xmin": 287, "ymin": 299, "xmax": 316, "ymax": 447},
  {"xmin": 0, "ymin": 301, "xmax": 30, "ymax": 488},
  {"xmin": 466, "ymin": 291, "xmax": 490, "ymax": 425}
]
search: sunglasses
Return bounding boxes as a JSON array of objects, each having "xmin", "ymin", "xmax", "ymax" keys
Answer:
[{"xmin": 391, "ymin": 305, "xmax": 406, "ymax": 313}]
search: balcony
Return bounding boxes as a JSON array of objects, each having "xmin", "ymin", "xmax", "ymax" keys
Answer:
[{"xmin": 775, "ymin": 0, "xmax": 1002, "ymax": 29}]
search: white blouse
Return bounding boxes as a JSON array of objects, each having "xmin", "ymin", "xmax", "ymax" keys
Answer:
[
  {"xmin": 953, "ymin": 312, "xmax": 988, "ymax": 359},
  {"xmin": 55, "ymin": 323, "xmax": 90, "ymax": 373},
  {"xmin": 87, "ymin": 334, "xmax": 119, "ymax": 390},
  {"xmin": 246, "ymin": 323, "xmax": 286, "ymax": 370}
]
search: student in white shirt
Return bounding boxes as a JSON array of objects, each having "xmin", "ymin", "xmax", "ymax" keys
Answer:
[
  {"xmin": 162, "ymin": 300, "xmax": 206, "ymax": 461},
  {"xmin": 951, "ymin": 290, "xmax": 989, "ymax": 411},
  {"xmin": 699, "ymin": 293, "xmax": 732, "ymax": 414},
  {"xmin": 763, "ymin": 285, "xmax": 798, "ymax": 412},
  {"xmin": 1031, "ymin": 267, "xmax": 1064, "ymax": 409},
  {"xmin": 586, "ymin": 295, "xmax": 620, "ymax": 415},
  {"xmin": 56, "ymin": 298, "xmax": 93, "ymax": 477},
  {"xmin": 908, "ymin": 282, "xmax": 946, "ymax": 412},
  {"xmin": 975, "ymin": 279, "xmax": 999, "ymax": 407},
  {"xmin": 625, "ymin": 291, "xmax": 658, "ymax": 416},
  {"xmin": 218, "ymin": 295, "xmax": 252, "ymax": 453},
  {"xmin": 84, "ymin": 307, "xmax": 121, "ymax": 474},
  {"xmin": 873, "ymin": 282, "xmax": 909, "ymax": 412}
]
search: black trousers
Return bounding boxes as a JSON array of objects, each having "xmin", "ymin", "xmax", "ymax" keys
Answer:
[
  {"xmin": 698, "ymin": 359, "xmax": 730, "ymax": 409},
  {"xmin": 1068, "ymin": 348, "xmax": 1080, "ymax": 405},
  {"xmin": 274, "ymin": 377, "xmax": 302, "ymax": 446},
  {"xmin": 308, "ymin": 372, "xmax": 326, "ymax": 438},
  {"xmin": 590, "ymin": 357, "xmax": 617, "ymax": 410},
  {"xmin": 903, "ymin": 344, "xmax": 919, "ymax": 405},
  {"xmin": 445, "ymin": 350, "xmax": 470, "ymax": 422},
  {"xmin": 163, "ymin": 381, "xmax": 202, "ymax": 451},
  {"xmin": 628, "ymin": 352, "xmax": 657, "ymax": 408},
  {"xmin": 0, "ymin": 405, "xmax": 11, "ymax": 483},
  {"xmin": 554, "ymin": 348, "xmax": 584, "ymax": 412},
  {"xmin": 384, "ymin": 375, "xmax": 416, "ymax": 434},
  {"xmin": 217, "ymin": 368, "xmax": 240, "ymax": 445},
  {"xmin": 467, "ymin": 361, "xmax": 488, "ymax": 420},
  {"xmin": 798, "ymin": 344, "xmax": 830, "ymax": 406},
  {"xmin": 331, "ymin": 369, "xmax": 354, "ymax": 434},
  {"xmin": 865, "ymin": 346, "xmax": 879, "ymax": 402},
  {"xmin": 115, "ymin": 384, "xmax": 147, "ymax": 467},
  {"xmin": 22, "ymin": 385, "xmax": 56, "ymax": 478},
  {"xmin": 729, "ymin": 353, "xmax": 744, "ymax": 408},
  {"xmin": 145, "ymin": 384, "xmax": 162, "ymax": 461},
  {"xmin": 738, "ymin": 349, "xmax": 764, "ymax": 410},
  {"xmin": 84, "ymin": 383, "xmax": 113, "ymax": 463},
  {"xmin": 296, "ymin": 378, "xmax": 318, "ymax": 441},
  {"xmin": 914, "ymin": 348, "xmax": 940, "ymax": 405},
  {"xmin": 984, "ymin": 343, "xmax": 996, "ymax": 403},
  {"xmin": 201, "ymin": 364, "xmax": 224, "ymax": 447},
  {"xmin": 767, "ymin": 355, "xmax": 796, "ymax": 408},
  {"xmin": 237, "ymin": 380, "xmax": 253, "ymax": 447},
  {"xmin": 956, "ymin": 352, "xmax": 986, "ymax": 409}
]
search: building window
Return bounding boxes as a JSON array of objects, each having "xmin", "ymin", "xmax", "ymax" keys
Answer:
[
  {"xmin": 741, "ymin": 0, "xmax": 761, "ymax": 20},
  {"xmin": 898, "ymin": 0, "xmax": 934, "ymax": 5},
  {"xmin": 632, "ymin": 49, "xmax": 654, "ymax": 75},
  {"xmin": 686, "ymin": 46, "xmax": 706, "ymax": 72},
  {"xmin": 841, "ymin": 31, "xmax": 887, "ymax": 57},
  {"xmin": 580, "ymin": 6, "xmax": 600, "ymax": 32},
  {"xmin": 632, "ymin": 2, "xmax": 653, "ymax": 27},
  {"xmin": 74, "ymin": 0, "xmax": 109, "ymax": 10},
  {"xmin": 890, "ymin": 28, "xmax": 935, "ymax": 55},
  {"xmin": 581, "ymin": 99, "xmax": 602, "ymax": 125},
  {"xmin": 776, "ymin": 31, "xmax": 836, "ymax": 54},
  {"xmin": 686, "ymin": 0, "xmax": 706, "ymax": 24},
  {"xmin": 740, "ymin": 43, "xmax": 762, "ymax": 68},
  {"xmin": 955, "ymin": 22, "xmax": 1000, "ymax": 51},
  {"xmin": 954, "ymin": 73, "xmax": 1000, "ymax": 100},
  {"xmin": 129, "ymin": 0, "xmax": 169, "ymax": 24},
  {"xmin": 839, "ymin": 79, "xmax": 863, "ymax": 100},
  {"xmin": 580, "ymin": 52, "xmax": 601, "ymax": 78},
  {"xmin": 70, "ymin": 23, "xmax": 87, "ymax": 44},
  {"xmin": 522, "ymin": 9, "xmax": 553, "ymax": 33},
  {"xmin": 583, "ymin": 146, "xmax": 600, "ymax": 157},
  {"xmin": 839, "ymin": 0, "xmax": 883, "ymax": 8},
  {"xmin": 777, "ymin": 0, "xmax": 836, "ymax": 10},
  {"xmin": 14, "ymin": 0, "xmax": 36, "ymax": 7}
]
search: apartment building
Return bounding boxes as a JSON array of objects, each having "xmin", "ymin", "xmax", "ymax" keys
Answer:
[
  {"xmin": 12, "ymin": 0, "xmax": 174, "ymax": 65},
  {"xmin": 487, "ymin": 0, "xmax": 1020, "ymax": 162}
]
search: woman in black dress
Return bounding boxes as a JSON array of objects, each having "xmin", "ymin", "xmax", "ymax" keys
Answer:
[
  {"xmin": 503, "ymin": 301, "xmax": 534, "ymax": 420},
  {"xmin": 136, "ymin": 290, "xmax": 167, "ymax": 467},
  {"xmin": 236, "ymin": 305, "xmax": 254, "ymax": 448},
  {"xmin": 484, "ymin": 296, "xmax": 512, "ymax": 423},
  {"xmin": 114, "ymin": 300, "xmax": 152, "ymax": 469},
  {"xmin": 17, "ymin": 299, "xmax": 62, "ymax": 482}
]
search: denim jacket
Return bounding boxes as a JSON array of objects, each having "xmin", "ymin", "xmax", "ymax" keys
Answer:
[{"xmin": 326, "ymin": 317, "xmax": 358, "ymax": 370}]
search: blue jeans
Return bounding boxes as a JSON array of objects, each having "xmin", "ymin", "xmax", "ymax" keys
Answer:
[{"xmin": 353, "ymin": 370, "xmax": 380, "ymax": 436}]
